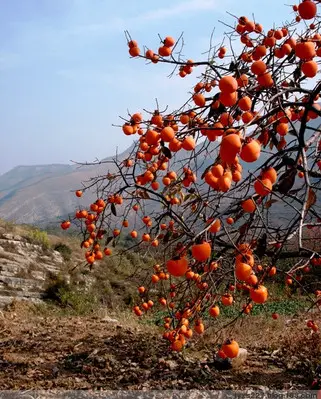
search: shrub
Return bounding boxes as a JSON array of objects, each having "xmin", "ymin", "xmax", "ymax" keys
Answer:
[
  {"xmin": 53, "ymin": 243, "xmax": 72, "ymax": 261},
  {"xmin": 43, "ymin": 274, "xmax": 98, "ymax": 315},
  {"xmin": 43, "ymin": 274, "xmax": 70, "ymax": 303},
  {"xmin": 27, "ymin": 228, "xmax": 50, "ymax": 249}
]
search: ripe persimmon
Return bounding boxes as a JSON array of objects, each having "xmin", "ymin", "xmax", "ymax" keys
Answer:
[
  {"xmin": 246, "ymin": 273, "xmax": 258, "ymax": 286},
  {"xmin": 250, "ymin": 285, "xmax": 268, "ymax": 303},
  {"xmin": 221, "ymin": 91, "xmax": 239, "ymax": 107},
  {"xmin": 208, "ymin": 218, "xmax": 221, "ymax": 233},
  {"xmin": 298, "ymin": 0, "xmax": 317, "ymax": 20},
  {"xmin": 142, "ymin": 233, "xmax": 151, "ymax": 242},
  {"xmin": 166, "ymin": 257, "xmax": 189, "ymax": 277},
  {"xmin": 158, "ymin": 46, "xmax": 172, "ymax": 57},
  {"xmin": 171, "ymin": 339, "xmax": 183, "ymax": 352},
  {"xmin": 104, "ymin": 248, "xmax": 112, "ymax": 256},
  {"xmin": 180, "ymin": 114, "xmax": 190, "ymax": 124},
  {"xmin": 209, "ymin": 305, "xmax": 220, "ymax": 317},
  {"xmin": 194, "ymin": 321, "xmax": 205, "ymax": 334},
  {"xmin": 129, "ymin": 46, "xmax": 140, "ymax": 57},
  {"xmin": 122, "ymin": 124, "xmax": 134, "ymax": 135},
  {"xmin": 169, "ymin": 138, "xmax": 182, "ymax": 152},
  {"xmin": 240, "ymin": 139, "xmax": 261, "ymax": 162},
  {"xmin": 251, "ymin": 60, "xmax": 267, "ymax": 75},
  {"xmin": 182, "ymin": 136, "xmax": 195, "ymax": 151},
  {"xmin": 254, "ymin": 45, "xmax": 267, "ymax": 59},
  {"xmin": 301, "ymin": 60, "xmax": 318, "ymax": 77},
  {"xmin": 220, "ymin": 134, "xmax": 242, "ymax": 163},
  {"xmin": 211, "ymin": 164, "xmax": 224, "ymax": 178},
  {"xmin": 222, "ymin": 339, "xmax": 239, "ymax": 358},
  {"xmin": 254, "ymin": 178, "xmax": 272, "ymax": 196},
  {"xmin": 164, "ymin": 36, "xmax": 175, "ymax": 47},
  {"xmin": 161, "ymin": 126, "xmax": 175, "ymax": 142},
  {"xmin": 219, "ymin": 76, "xmax": 238, "ymax": 93},
  {"xmin": 257, "ymin": 72, "xmax": 274, "ymax": 87},
  {"xmin": 235, "ymin": 262, "xmax": 252, "ymax": 281},
  {"xmin": 138, "ymin": 286, "xmax": 145, "ymax": 294},
  {"xmin": 242, "ymin": 198, "xmax": 256, "ymax": 213},
  {"xmin": 261, "ymin": 167, "xmax": 277, "ymax": 183},
  {"xmin": 145, "ymin": 129, "xmax": 160, "ymax": 145},
  {"xmin": 238, "ymin": 96, "xmax": 252, "ymax": 111},
  {"xmin": 222, "ymin": 294, "xmax": 233, "ymax": 306},
  {"xmin": 237, "ymin": 74, "xmax": 249, "ymax": 87},
  {"xmin": 218, "ymin": 173, "xmax": 232, "ymax": 192},
  {"xmin": 193, "ymin": 93, "xmax": 206, "ymax": 107},
  {"xmin": 276, "ymin": 123, "xmax": 289, "ymax": 136},
  {"xmin": 236, "ymin": 253, "xmax": 254, "ymax": 267},
  {"xmin": 192, "ymin": 242, "xmax": 212, "ymax": 261},
  {"xmin": 295, "ymin": 41, "xmax": 316, "ymax": 59},
  {"xmin": 151, "ymin": 181, "xmax": 159, "ymax": 190},
  {"xmin": 61, "ymin": 221, "xmax": 71, "ymax": 230},
  {"xmin": 242, "ymin": 111, "xmax": 254, "ymax": 124}
]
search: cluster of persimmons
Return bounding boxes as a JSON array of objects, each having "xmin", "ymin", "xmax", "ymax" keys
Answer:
[{"xmin": 61, "ymin": 1, "xmax": 321, "ymax": 356}]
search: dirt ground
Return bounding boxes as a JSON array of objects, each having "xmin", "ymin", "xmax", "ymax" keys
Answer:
[{"xmin": 0, "ymin": 302, "xmax": 319, "ymax": 391}]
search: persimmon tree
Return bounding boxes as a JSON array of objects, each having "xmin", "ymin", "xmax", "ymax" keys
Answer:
[{"xmin": 62, "ymin": 0, "xmax": 321, "ymax": 357}]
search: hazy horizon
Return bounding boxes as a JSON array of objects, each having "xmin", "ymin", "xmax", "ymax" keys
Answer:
[{"xmin": 0, "ymin": 0, "xmax": 287, "ymax": 175}]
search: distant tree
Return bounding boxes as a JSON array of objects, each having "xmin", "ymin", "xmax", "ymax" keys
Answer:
[{"xmin": 62, "ymin": 1, "xmax": 321, "ymax": 356}]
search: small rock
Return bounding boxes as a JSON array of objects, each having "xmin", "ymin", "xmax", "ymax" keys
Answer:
[
  {"xmin": 101, "ymin": 316, "xmax": 119, "ymax": 323},
  {"xmin": 164, "ymin": 359, "xmax": 178, "ymax": 370},
  {"xmin": 283, "ymin": 382, "xmax": 293, "ymax": 389},
  {"xmin": 231, "ymin": 348, "xmax": 248, "ymax": 369},
  {"xmin": 271, "ymin": 348, "xmax": 281, "ymax": 357},
  {"xmin": 52, "ymin": 366, "xmax": 59, "ymax": 377},
  {"xmin": 92, "ymin": 356, "xmax": 106, "ymax": 368},
  {"xmin": 142, "ymin": 369, "xmax": 151, "ymax": 378}
]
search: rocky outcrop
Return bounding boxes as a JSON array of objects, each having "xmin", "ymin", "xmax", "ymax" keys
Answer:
[{"xmin": 0, "ymin": 232, "xmax": 64, "ymax": 307}]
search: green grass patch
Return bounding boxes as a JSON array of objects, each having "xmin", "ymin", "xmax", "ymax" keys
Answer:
[
  {"xmin": 26, "ymin": 228, "xmax": 50, "ymax": 249},
  {"xmin": 144, "ymin": 297, "xmax": 309, "ymax": 327}
]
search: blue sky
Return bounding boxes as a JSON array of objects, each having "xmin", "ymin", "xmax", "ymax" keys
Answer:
[{"xmin": 0, "ymin": 0, "xmax": 290, "ymax": 174}]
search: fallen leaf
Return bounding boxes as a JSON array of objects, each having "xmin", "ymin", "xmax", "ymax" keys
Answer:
[{"xmin": 307, "ymin": 188, "xmax": 316, "ymax": 210}]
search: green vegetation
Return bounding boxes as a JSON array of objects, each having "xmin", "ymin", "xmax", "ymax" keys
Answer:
[
  {"xmin": 43, "ymin": 274, "xmax": 97, "ymax": 315},
  {"xmin": 146, "ymin": 297, "xmax": 309, "ymax": 328},
  {"xmin": 53, "ymin": 243, "xmax": 72, "ymax": 261},
  {"xmin": 42, "ymin": 248, "xmax": 156, "ymax": 315},
  {"xmin": 26, "ymin": 227, "xmax": 50, "ymax": 249}
]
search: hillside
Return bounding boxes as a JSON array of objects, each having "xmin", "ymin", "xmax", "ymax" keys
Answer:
[{"xmin": 0, "ymin": 146, "xmax": 135, "ymax": 226}]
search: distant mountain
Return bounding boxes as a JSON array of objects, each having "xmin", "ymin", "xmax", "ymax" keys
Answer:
[{"xmin": 0, "ymin": 145, "xmax": 135, "ymax": 226}]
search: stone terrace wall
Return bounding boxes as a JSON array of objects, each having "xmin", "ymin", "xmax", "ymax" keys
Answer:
[{"xmin": 0, "ymin": 232, "xmax": 63, "ymax": 307}]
